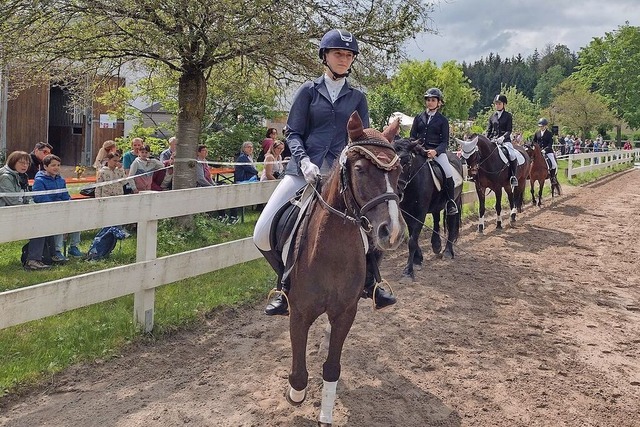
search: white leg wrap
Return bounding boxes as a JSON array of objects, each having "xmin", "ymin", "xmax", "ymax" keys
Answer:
[
  {"xmin": 289, "ymin": 386, "xmax": 306, "ymax": 403},
  {"xmin": 496, "ymin": 212, "xmax": 502, "ymax": 224},
  {"xmin": 511, "ymin": 207, "xmax": 517, "ymax": 215},
  {"xmin": 318, "ymin": 380, "xmax": 338, "ymax": 424},
  {"xmin": 478, "ymin": 216, "xmax": 484, "ymax": 226}
]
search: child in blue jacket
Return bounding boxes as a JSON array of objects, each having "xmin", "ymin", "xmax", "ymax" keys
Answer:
[{"xmin": 32, "ymin": 154, "xmax": 84, "ymax": 261}]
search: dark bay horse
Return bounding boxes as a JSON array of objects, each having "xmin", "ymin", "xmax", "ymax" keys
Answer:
[
  {"xmin": 524, "ymin": 142, "xmax": 562, "ymax": 206},
  {"xmin": 394, "ymin": 138, "xmax": 463, "ymax": 281},
  {"xmin": 457, "ymin": 135, "xmax": 531, "ymax": 232},
  {"xmin": 284, "ymin": 112, "xmax": 405, "ymax": 426}
]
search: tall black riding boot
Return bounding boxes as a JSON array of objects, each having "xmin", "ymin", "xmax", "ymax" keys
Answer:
[
  {"xmin": 259, "ymin": 249, "xmax": 290, "ymax": 316},
  {"xmin": 509, "ymin": 159, "xmax": 519, "ymax": 187},
  {"xmin": 362, "ymin": 249, "xmax": 396, "ymax": 309},
  {"xmin": 550, "ymin": 168, "xmax": 558, "ymax": 184},
  {"xmin": 444, "ymin": 177, "xmax": 458, "ymax": 215}
]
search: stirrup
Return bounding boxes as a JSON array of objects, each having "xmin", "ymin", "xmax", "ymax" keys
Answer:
[
  {"xmin": 510, "ymin": 176, "xmax": 518, "ymax": 187},
  {"xmin": 266, "ymin": 287, "xmax": 290, "ymax": 314},
  {"xmin": 446, "ymin": 200, "xmax": 458, "ymax": 215},
  {"xmin": 370, "ymin": 279, "xmax": 395, "ymax": 310}
]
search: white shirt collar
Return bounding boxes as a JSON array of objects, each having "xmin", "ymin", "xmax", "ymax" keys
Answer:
[{"xmin": 324, "ymin": 73, "xmax": 346, "ymax": 103}]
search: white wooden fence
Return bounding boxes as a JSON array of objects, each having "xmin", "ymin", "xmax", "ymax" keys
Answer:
[
  {"xmin": 566, "ymin": 149, "xmax": 640, "ymax": 178},
  {"xmin": 1, "ymin": 149, "xmax": 638, "ymax": 332}
]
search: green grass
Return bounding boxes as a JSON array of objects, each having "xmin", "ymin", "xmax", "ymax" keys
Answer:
[{"xmin": 0, "ymin": 210, "xmax": 274, "ymax": 397}]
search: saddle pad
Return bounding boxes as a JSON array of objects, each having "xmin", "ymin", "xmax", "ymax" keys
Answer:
[{"xmin": 498, "ymin": 145, "xmax": 525, "ymax": 165}]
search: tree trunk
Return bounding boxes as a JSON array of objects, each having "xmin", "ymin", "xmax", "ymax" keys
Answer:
[
  {"xmin": 173, "ymin": 67, "xmax": 207, "ymax": 229},
  {"xmin": 174, "ymin": 67, "xmax": 206, "ymax": 190}
]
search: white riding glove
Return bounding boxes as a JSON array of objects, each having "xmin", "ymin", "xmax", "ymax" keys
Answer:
[{"xmin": 300, "ymin": 157, "xmax": 320, "ymax": 184}]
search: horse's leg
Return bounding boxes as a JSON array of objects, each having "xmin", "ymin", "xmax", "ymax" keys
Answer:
[
  {"xmin": 476, "ymin": 185, "xmax": 486, "ymax": 233},
  {"xmin": 319, "ymin": 305, "xmax": 358, "ymax": 426},
  {"xmin": 402, "ymin": 217, "xmax": 422, "ymax": 281},
  {"xmin": 431, "ymin": 211, "xmax": 442, "ymax": 254},
  {"xmin": 495, "ymin": 189, "xmax": 503, "ymax": 229},
  {"xmin": 530, "ymin": 179, "xmax": 536, "ymax": 206},
  {"xmin": 538, "ymin": 179, "xmax": 544, "ymax": 207},
  {"xmin": 506, "ymin": 186, "xmax": 517, "ymax": 224},
  {"xmin": 287, "ymin": 309, "xmax": 314, "ymax": 406},
  {"xmin": 442, "ymin": 208, "xmax": 459, "ymax": 260}
]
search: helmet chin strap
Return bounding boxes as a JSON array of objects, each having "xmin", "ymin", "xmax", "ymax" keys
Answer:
[{"xmin": 323, "ymin": 58, "xmax": 351, "ymax": 79}]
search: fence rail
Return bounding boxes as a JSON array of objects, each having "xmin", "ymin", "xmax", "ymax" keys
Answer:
[{"xmin": 2, "ymin": 150, "xmax": 639, "ymax": 332}]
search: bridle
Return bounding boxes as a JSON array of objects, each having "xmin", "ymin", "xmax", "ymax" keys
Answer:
[{"xmin": 313, "ymin": 140, "xmax": 400, "ymax": 233}]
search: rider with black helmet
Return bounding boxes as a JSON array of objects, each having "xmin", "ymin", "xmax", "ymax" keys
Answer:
[
  {"xmin": 533, "ymin": 118, "xmax": 558, "ymax": 183},
  {"xmin": 254, "ymin": 29, "xmax": 396, "ymax": 316},
  {"xmin": 487, "ymin": 94, "xmax": 519, "ymax": 187},
  {"xmin": 409, "ymin": 88, "xmax": 458, "ymax": 215}
]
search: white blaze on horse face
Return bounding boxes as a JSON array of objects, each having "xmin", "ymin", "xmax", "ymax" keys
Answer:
[{"xmin": 385, "ymin": 173, "xmax": 403, "ymax": 246}]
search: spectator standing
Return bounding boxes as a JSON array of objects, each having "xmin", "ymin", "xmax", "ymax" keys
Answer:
[
  {"xmin": 260, "ymin": 140, "xmax": 285, "ymax": 181},
  {"xmin": 160, "ymin": 136, "xmax": 177, "ymax": 163},
  {"xmin": 122, "ymin": 137, "xmax": 144, "ymax": 173},
  {"xmin": 93, "ymin": 140, "xmax": 117, "ymax": 170},
  {"xmin": 127, "ymin": 145, "xmax": 164, "ymax": 192},
  {"xmin": 32, "ymin": 154, "xmax": 84, "ymax": 261},
  {"xmin": 96, "ymin": 153, "xmax": 127, "ymax": 198},
  {"xmin": 0, "ymin": 151, "xmax": 30, "ymax": 207},
  {"xmin": 26, "ymin": 142, "xmax": 53, "ymax": 180}
]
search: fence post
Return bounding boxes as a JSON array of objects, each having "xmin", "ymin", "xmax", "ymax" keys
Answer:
[
  {"xmin": 134, "ymin": 219, "xmax": 158, "ymax": 333},
  {"xmin": 567, "ymin": 154, "xmax": 573, "ymax": 179}
]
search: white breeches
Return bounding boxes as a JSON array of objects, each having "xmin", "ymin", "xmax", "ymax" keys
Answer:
[
  {"xmin": 546, "ymin": 152, "xmax": 557, "ymax": 169},
  {"xmin": 433, "ymin": 152, "xmax": 454, "ymax": 178},
  {"xmin": 504, "ymin": 141, "xmax": 517, "ymax": 161},
  {"xmin": 253, "ymin": 174, "xmax": 307, "ymax": 251}
]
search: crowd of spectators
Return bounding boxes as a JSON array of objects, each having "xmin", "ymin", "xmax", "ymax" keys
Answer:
[{"xmin": 1, "ymin": 129, "xmax": 288, "ymax": 270}]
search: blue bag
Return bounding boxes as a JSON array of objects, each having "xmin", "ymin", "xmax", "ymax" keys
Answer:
[{"xmin": 86, "ymin": 227, "xmax": 128, "ymax": 260}]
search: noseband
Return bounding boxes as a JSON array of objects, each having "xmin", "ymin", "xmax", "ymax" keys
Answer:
[{"xmin": 315, "ymin": 140, "xmax": 400, "ymax": 232}]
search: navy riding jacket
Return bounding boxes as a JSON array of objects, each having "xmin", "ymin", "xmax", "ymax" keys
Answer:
[
  {"xmin": 409, "ymin": 111, "xmax": 449, "ymax": 155},
  {"xmin": 533, "ymin": 129, "xmax": 554, "ymax": 153},
  {"xmin": 285, "ymin": 75, "xmax": 369, "ymax": 175}
]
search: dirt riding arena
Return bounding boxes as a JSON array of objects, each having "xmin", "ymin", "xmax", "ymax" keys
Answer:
[{"xmin": 1, "ymin": 170, "xmax": 639, "ymax": 427}]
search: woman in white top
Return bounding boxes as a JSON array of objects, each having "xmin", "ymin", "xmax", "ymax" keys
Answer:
[{"xmin": 260, "ymin": 140, "xmax": 285, "ymax": 181}]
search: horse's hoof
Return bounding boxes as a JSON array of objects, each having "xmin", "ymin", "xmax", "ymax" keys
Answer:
[
  {"xmin": 318, "ymin": 422, "xmax": 332, "ymax": 427},
  {"xmin": 443, "ymin": 250, "xmax": 454, "ymax": 260},
  {"xmin": 496, "ymin": 222, "xmax": 502, "ymax": 230},
  {"xmin": 477, "ymin": 224, "xmax": 484, "ymax": 233},
  {"xmin": 286, "ymin": 387, "xmax": 306, "ymax": 406},
  {"xmin": 413, "ymin": 263, "xmax": 422, "ymax": 271},
  {"xmin": 510, "ymin": 214, "xmax": 516, "ymax": 222}
]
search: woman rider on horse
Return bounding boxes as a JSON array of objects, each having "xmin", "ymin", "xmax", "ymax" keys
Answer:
[
  {"xmin": 487, "ymin": 94, "xmax": 519, "ymax": 187},
  {"xmin": 532, "ymin": 118, "xmax": 559, "ymax": 184},
  {"xmin": 253, "ymin": 29, "xmax": 396, "ymax": 316},
  {"xmin": 409, "ymin": 87, "xmax": 458, "ymax": 215}
]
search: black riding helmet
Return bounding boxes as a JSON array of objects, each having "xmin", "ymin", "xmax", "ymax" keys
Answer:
[
  {"xmin": 318, "ymin": 29, "xmax": 359, "ymax": 79},
  {"xmin": 494, "ymin": 94, "xmax": 508, "ymax": 104},
  {"xmin": 538, "ymin": 118, "xmax": 549, "ymax": 126},
  {"xmin": 424, "ymin": 87, "xmax": 444, "ymax": 101}
]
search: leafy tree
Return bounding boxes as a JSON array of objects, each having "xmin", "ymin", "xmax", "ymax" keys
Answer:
[
  {"xmin": 575, "ymin": 23, "xmax": 640, "ymax": 128},
  {"xmin": 0, "ymin": 0, "xmax": 438, "ymax": 190},
  {"xmin": 533, "ymin": 65, "xmax": 566, "ymax": 108},
  {"xmin": 387, "ymin": 60, "xmax": 478, "ymax": 121},
  {"xmin": 546, "ymin": 79, "xmax": 616, "ymax": 139},
  {"xmin": 367, "ymin": 86, "xmax": 405, "ymax": 131}
]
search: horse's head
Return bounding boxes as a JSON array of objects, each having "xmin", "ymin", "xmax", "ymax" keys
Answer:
[
  {"xmin": 339, "ymin": 111, "xmax": 405, "ymax": 251},
  {"xmin": 456, "ymin": 135, "xmax": 480, "ymax": 179},
  {"xmin": 392, "ymin": 137, "xmax": 424, "ymax": 201}
]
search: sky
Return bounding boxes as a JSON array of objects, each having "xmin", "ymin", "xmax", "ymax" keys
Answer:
[{"xmin": 406, "ymin": 0, "xmax": 638, "ymax": 65}]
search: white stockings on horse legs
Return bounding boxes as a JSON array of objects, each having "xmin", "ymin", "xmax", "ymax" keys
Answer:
[
  {"xmin": 318, "ymin": 380, "xmax": 338, "ymax": 425},
  {"xmin": 289, "ymin": 386, "xmax": 306, "ymax": 404}
]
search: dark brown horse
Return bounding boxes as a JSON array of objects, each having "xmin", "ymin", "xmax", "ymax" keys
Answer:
[
  {"xmin": 457, "ymin": 135, "xmax": 531, "ymax": 232},
  {"xmin": 524, "ymin": 142, "xmax": 562, "ymax": 206},
  {"xmin": 284, "ymin": 112, "xmax": 405, "ymax": 426}
]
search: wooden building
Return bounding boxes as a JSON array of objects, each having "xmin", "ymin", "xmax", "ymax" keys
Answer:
[{"xmin": 2, "ymin": 78, "xmax": 124, "ymax": 166}]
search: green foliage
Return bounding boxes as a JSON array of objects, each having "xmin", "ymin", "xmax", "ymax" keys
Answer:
[
  {"xmin": 533, "ymin": 65, "xmax": 567, "ymax": 107},
  {"xmin": 367, "ymin": 86, "xmax": 406, "ymax": 130},
  {"xmin": 115, "ymin": 126, "xmax": 170, "ymax": 156},
  {"xmin": 546, "ymin": 79, "xmax": 617, "ymax": 139},
  {"xmin": 473, "ymin": 86, "xmax": 540, "ymax": 139},
  {"xmin": 575, "ymin": 24, "xmax": 640, "ymax": 128}
]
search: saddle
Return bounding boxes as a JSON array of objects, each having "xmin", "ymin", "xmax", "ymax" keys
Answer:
[
  {"xmin": 426, "ymin": 159, "xmax": 445, "ymax": 191},
  {"xmin": 269, "ymin": 184, "xmax": 317, "ymax": 285}
]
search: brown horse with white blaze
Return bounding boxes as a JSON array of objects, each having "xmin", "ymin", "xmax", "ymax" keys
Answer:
[{"xmin": 284, "ymin": 112, "xmax": 405, "ymax": 426}]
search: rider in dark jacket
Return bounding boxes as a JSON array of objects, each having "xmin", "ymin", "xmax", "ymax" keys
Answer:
[
  {"xmin": 410, "ymin": 87, "xmax": 458, "ymax": 215},
  {"xmin": 532, "ymin": 118, "xmax": 558, "ymax": 183},
  {"xmin": 486, "ymin": 94, "xmax": 519, "ymax": 187}
]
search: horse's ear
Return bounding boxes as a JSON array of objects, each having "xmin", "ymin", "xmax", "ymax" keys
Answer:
[
  {"xmin": 382, "ymin": 117, "xmax": 400, "ymax": 143},
  {"xmin": 347, "ymin": 111, "xmax": 365, "ymax": 141}
]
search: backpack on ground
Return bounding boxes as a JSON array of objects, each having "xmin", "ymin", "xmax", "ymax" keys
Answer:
[{"xmin": 86, "ymin": 226, "xmax": 128, "ymax": 260}]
